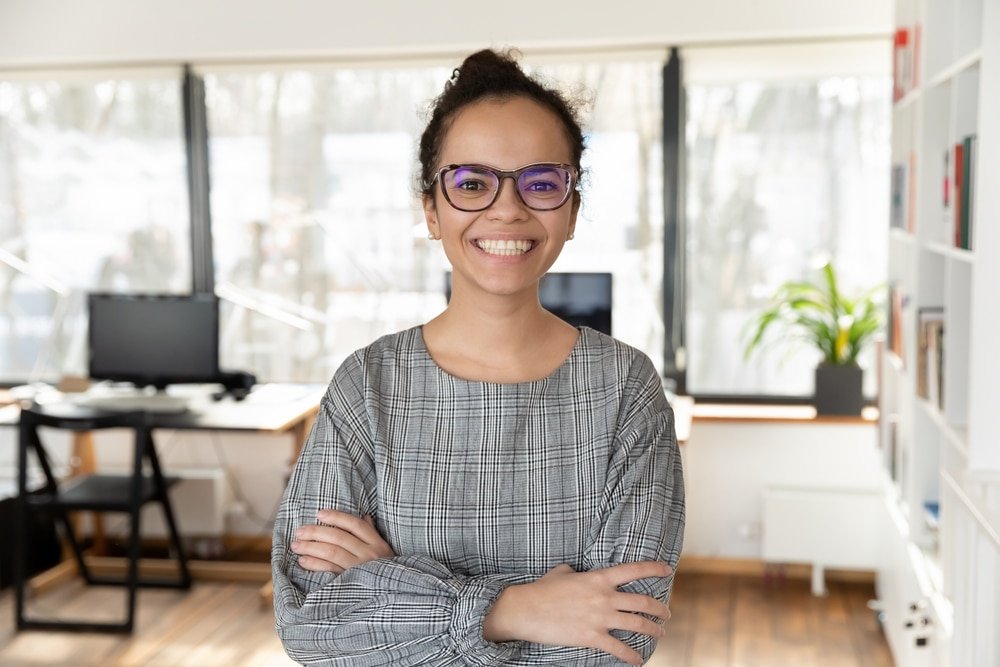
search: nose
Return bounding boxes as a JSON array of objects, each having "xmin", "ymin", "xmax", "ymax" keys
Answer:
[{"xmin": 487, "ymin": 175, "xmax": 528, "ymax": 220}]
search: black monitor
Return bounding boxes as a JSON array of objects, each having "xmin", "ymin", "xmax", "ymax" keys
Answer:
[
  {"xmin": 445, "ymin": 272, "xmax": 613, "ymax": 335},
  {"xmin": 87, "ymin": 293, "xmax": 220, "ymax": 389}
]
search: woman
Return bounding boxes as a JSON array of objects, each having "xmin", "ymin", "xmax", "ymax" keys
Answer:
[{"xmin": 272, "ymin": 48, "xmax": 685, "ymax": 666}]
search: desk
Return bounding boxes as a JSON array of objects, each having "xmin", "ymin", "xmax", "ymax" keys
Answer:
[{"xmin": 0, "ymin": 383, "xmax": 325, "ymax": 601}]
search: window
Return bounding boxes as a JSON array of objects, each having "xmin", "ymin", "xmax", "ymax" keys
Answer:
[
  {"xmin": 204, "ymin": 56, "xmax": 665, "ymax": 382},
  {"xmin": 679, "ymin": 42, "xmax": 891, "ymax": 398},
  {"xmin": 0, "ymin": 70, "xmax": 190, "ymax": 382}
]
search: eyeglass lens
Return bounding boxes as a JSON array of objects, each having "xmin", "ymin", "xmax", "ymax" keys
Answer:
[{"xmin": 442, "ymin": 165, "xmax": 571, "ymax": 211}]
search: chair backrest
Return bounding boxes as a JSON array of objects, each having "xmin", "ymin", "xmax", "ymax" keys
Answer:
[{"xmin": 19, "ymin": 404, "xmax": 147, "ymax": 432}]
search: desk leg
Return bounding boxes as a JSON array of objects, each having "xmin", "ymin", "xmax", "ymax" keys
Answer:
[{"xmin": 289, "ymin": 412, "xmax": 317, "ymax": 463}]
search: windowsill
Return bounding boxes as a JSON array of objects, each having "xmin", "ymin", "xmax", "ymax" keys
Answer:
[{"xmin": 690, "ymin": 402, "xmax": 878, "ymax": 424}]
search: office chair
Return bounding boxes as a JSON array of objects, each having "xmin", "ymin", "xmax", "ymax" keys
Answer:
[{"xmin": 14, "ymin": 403, "xmax": 192, "ymax": 633}]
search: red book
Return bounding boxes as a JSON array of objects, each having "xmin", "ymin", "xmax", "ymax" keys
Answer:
[
  {"xmin": 954, "ymin": 142, "xmax": 964, "ymax": 247},
  {"xmin": 894, "ymin": 28, "xmax": 910, "ymax": 102}
]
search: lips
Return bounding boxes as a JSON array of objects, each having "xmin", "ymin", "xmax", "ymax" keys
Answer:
[{"xmin": 474, "ymin": 238, "xmax": 536, "ymax": 256}]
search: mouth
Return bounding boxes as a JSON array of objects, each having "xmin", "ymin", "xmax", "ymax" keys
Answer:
[{"xmin": 473, "ymin": 238, "xmax": 536, "ymax": 257}]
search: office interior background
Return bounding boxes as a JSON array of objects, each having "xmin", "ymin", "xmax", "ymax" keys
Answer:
[{"xmin": 1, "ymin": 0, "xmax": 999, "ymax": 665}]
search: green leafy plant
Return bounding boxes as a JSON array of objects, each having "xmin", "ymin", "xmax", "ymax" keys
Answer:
[{"xmin": 744, "ymin": 262, "xmax": 884, "ymax": 366}]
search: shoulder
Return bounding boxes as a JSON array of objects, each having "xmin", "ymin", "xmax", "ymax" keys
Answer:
[
  {"xmin": 577, "ymin": 327, "xmax": 670, "ymax": 426},
  {"xmin": 324, "ymin": 326, "xmax": 424, "ymax": 402},
  {"xmin": 578, "ymin": 327, "xmax": 662, "ymax": 392}
]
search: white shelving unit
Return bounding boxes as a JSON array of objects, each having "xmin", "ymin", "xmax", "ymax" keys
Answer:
[{"xmin": 880, "ymin": 0, "xmax": 1000, "ymax": 665}]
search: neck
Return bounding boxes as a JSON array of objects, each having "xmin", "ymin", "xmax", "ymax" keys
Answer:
[
  {"xmin": 422, "ymin": 281, "xmax": 578, "ymax": 383},
  {"xmin": 437, "ymin": 287, "xmax": 549, "ymax": 353}
]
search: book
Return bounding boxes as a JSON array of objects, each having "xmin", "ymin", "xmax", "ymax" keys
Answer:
[
  {"xmin": 893, "ymin": 28, "xmax": 911, "ymax": 102},
  {"xmin": 891, "ymin": 163, "xmax": 907, "ymax": 229},
  {"xmin": 961, "ymin": 134, "xmax": 977, "ymax": 250},
  {"xmin": 907, "ymin": 151, "xmax": 917, "ymax": 233},
  {"xmin": 942, "ymin": 148, "xmax": 950, "ymax": 230},
  {"xmin": 916, "ymin": 307, "xmax": 944, "ymax": 400},
  {"xmin": 954, "ymin": 141, "xmax": 964, "ymax": 247},
  {"xmin": 889, "ymin": 284, "xmax": 908, "ymax": 364}
]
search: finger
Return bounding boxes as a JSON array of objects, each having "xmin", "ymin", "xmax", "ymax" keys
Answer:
[
  {"xmin": 615, "ymin": 592, "xmax": 672, "ymax": 620},
  {"xmin": 291, "ymin": 539, "xmax": 358, "ymax": 569},
  {"xmin": 297, "ymin": 525, "xmax": 371, "ymax": 557},
  {"xmin": 599, "ymin": 561, "xmax": 673, "ymax": 586},
  {"xmin": 318, "ymin": 509, "xmax": 384, "ymax": 543},
  {"xmin": 296, "ymin": 554, "xmax": 345, "ymax": 574},
  {"xmin": 540, "ymin": 563, "xmax": 576, "ymax": 579},
  {"xmin": 612, "ymin": 611, "xmax": 665, "ymax": 639},
  {"xmin": 589, "ymin": 634, "xmax": 643, "ymax": 667}
]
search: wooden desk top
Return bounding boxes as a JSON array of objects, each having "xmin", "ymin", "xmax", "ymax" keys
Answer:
[
  {"xmin": 0, "ymin": 384, "xmax": 327, "ymax": 433},
  {"xmin": 152, "ymin": 384, "xmax": 326, "ymax": 432}
]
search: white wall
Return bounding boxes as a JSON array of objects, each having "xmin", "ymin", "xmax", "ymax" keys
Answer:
[
  {"xmin": 682, "ymin": 419, "xmax": 882, "ymax": 559},
  {"xmin": 0, "ymin": 0, "xmax": 891, "ymax": 67}
]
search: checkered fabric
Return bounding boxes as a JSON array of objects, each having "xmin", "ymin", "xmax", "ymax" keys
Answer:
[{"xmin": 273, "ymin": 326, "xmax": 685, "ymax": 666}]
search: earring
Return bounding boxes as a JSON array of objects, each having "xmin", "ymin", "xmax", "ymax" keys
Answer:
[
  {"xmin": 567, "ymin": 232, "xmax": 575, "ymax": 240},
  {"xmin": 427, "ymin": 233, "xmax": 439, "ymax": 241}
]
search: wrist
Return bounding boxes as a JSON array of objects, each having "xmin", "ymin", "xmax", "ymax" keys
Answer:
[{"xmin": 483, "ymin": 583, "xmax": 527, "ymax": 643}]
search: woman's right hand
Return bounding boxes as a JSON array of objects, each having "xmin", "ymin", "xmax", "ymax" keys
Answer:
[{"xmin": 483, "ymin": 561, "xmax": 673, "ymax": 666}]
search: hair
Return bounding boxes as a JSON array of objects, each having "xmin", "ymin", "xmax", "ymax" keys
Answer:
[{"xmin": 417, "ymin": 48, "xmax": 586, "ymax": 197}]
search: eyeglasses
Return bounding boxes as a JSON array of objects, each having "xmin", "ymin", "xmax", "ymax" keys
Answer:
[{"xmin": 430, "ymin": 163, "xmax": 577, "ymax": 212}]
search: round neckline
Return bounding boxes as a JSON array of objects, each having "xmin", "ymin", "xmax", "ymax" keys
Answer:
[{"xmin": 414, "ymin": 324, "xmax": 587, "ymax": 387}]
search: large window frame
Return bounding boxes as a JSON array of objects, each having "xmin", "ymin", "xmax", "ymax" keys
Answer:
[{"xmin": 662, "ymin": 39, "xmax": 892, "ymax": 403}]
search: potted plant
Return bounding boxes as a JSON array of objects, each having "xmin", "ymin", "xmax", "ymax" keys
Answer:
[{"xmin": 744, "ymin": 261, "xmax": 884, "ymax": 415}]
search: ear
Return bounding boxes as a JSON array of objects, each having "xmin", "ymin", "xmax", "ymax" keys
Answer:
[
  {"xmin": 567, "ymin": 192, "xmax": 580, "ymax": 239},
  {"xmin": 422, "ymin": 195, "xmax": 439, "ymax": 238}
]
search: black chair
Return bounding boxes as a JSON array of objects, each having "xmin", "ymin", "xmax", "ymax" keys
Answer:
[{"xmin": 14, "ymin": 403, "xmax": 192, "ymax": 633}]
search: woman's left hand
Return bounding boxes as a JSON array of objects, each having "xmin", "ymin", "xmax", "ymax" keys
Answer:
[{"xmin": 291, "ymin": 510, "xmax": 396, "ymax": 574}]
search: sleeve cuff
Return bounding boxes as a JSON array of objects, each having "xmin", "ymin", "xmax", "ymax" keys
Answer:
[{"xmin": 449, "ymin": 576, "xmax": 521, "ymax": 665}]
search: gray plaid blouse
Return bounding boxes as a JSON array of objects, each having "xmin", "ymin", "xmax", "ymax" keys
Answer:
[{"xmin": 272, "ymin": 326, "xmax": 685, "ymax": 666}]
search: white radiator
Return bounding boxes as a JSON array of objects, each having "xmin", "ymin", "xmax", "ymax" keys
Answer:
[
  {"xmin": 762, "ymin": 485, "xmax": 881, "ymax": 595},
  {"xmin": 142, "ymin": 468, "xmax": 229, "ymax": 538}
]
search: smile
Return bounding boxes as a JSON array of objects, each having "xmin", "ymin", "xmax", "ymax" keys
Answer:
[{"xmin": 474, "ymin": 239, "xmax": 535, "ymax": 256}]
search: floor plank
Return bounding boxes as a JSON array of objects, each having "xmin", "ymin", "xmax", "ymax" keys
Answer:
[
  {"xmin": 1, "ymin": 572, "xmax": 892, "ymax": 667},
  {"xmin": 647, "ymin": 573, "xmax": 893, "ymax": 667}
]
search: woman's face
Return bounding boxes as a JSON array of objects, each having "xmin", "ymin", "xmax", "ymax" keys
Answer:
[{"xmin": 424, "ymin": 96, "xmax": 578, "ymax": 302}]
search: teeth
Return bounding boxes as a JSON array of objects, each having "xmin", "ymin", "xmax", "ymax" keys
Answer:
[{"xmin": 476, "ymin": 239, "xmax": 533, "ymax": 256}]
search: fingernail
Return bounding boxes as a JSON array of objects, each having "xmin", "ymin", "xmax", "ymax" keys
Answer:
[
  {"xmin": 316, "ymin": 510, "xmax": 327, "ymax": 518},
  {"xmin": 290, "ymin": 541, "xmax": 300, "ymax": 552}
]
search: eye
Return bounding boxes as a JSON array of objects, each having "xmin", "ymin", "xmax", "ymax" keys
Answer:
[
  {"xmin": 454, "ymin": 177, "xmax": 489, "ymax": 191},
  {"xmin": 520, "ymin": 168, "xmax": 566, "ymax": 195},
  {"xmin": 523, "ymin": 179, "xmax": 559, "ymax": 192},
  {"xmin": 447, "ymin": 167, "xmax": 495, "ymax": 195}
]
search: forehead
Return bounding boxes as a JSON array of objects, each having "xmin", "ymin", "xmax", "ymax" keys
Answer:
[{"xmin": 437, "ymin": 96, "xmax": 574, "ymax": 168}]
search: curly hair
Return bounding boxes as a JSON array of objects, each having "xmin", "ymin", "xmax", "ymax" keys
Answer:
[{"xmin": 417, "ymin": 48, "xmax": 586, "ymax": 197}]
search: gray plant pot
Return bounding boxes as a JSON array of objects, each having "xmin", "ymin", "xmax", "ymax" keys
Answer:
[{"xmin": 814, "ymin": 363, "xmax": 864, "ymax": 415}]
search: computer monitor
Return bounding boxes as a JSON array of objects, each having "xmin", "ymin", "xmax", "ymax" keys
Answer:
[
  {"xmin": 445, "ymin": 272, "xmax": 613, "ymax": 335},
  {"xmin": 87, "ymin": 293, "xmax": 220, "ymax": 389}
]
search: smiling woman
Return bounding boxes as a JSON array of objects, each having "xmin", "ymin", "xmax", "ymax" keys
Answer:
[{"xmin": 271, "ymin": 48, "xmax": 685, "ymax": 667}]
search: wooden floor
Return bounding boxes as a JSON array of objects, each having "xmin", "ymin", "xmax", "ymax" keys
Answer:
[
  {"xmin": 650, "ymin": 573, "xmax": 894, "ymax": 667},
  {"xmin": 0, "ymin": 572, "xmax": 893, "ymax": 666}
]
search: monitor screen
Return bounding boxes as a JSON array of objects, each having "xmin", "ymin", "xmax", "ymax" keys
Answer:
[
  {"xmin": 445, "ymin": 272, "xmax": 613, "ymax": 335},
  {"xmin": 88, "ymin": 293, "xmax": 220, "ymax": 388}
]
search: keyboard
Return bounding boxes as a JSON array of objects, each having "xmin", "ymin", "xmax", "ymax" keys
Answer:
[{"xmin": 70, "ymin": 393, "xmax": 191, "ymax": 414}]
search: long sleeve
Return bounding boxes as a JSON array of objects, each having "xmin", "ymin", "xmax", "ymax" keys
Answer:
[
  {"xmin": 272, "ymin": 371, "xmax": 535, "ymax": 667},
  {"xmin": 272, "ymin": 328, "xmax": 685, "ymax": 666},
  {"xmin": 510, "ymin": 354, "xmax": 685, "ymax": 665}
]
